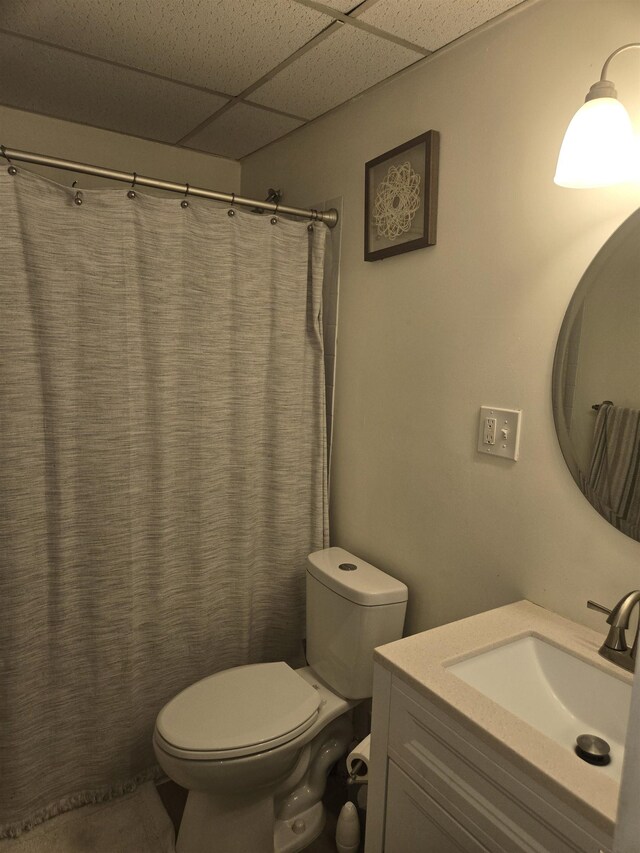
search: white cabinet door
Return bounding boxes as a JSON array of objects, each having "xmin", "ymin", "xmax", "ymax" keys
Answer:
[{"xmin": 384, "ymin": 762, "xmax": 490, "ymax": 853}]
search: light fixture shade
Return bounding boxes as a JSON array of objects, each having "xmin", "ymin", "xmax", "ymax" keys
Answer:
[{"xmin": 554, "ymin": 96, "xmax": 636, "ymax": 188}]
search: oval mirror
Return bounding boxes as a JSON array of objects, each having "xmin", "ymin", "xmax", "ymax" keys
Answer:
[{"xmin": 553, "ymin": 208, "xmax": 640, "ymax": 542}]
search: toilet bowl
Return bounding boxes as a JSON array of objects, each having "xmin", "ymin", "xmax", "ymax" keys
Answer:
[
  {"xmin": 153, "ymin": 547, "xmax": 408, "ymax": 853},
  {"xmin": 154, "ymin": 665, "xmax": 356, "ymax": 853}
]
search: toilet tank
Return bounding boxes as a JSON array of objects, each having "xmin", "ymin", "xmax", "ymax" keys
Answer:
[{"xmin": 306, "ymin": 547, "xmax": 408, "ymax": 700}]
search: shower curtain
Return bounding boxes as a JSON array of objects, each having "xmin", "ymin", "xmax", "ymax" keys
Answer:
[{"xmin": 0, "ymin": 167, "xmax": 328, "ymax": 837}]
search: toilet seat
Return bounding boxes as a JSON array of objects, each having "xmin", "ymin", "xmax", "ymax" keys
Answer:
[{"xmin": 155, "ymin": 662, "xmax": 321, "ymax": 761}]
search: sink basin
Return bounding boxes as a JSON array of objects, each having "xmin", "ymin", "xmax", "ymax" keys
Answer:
[{"xmin": 446, "ymin": 634, "xmax": 631, "ymax": 780}]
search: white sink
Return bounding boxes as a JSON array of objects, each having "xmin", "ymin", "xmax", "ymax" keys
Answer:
[{"xmin": 447, "ymin": 634, "xmax": 631, "ymax": 781}]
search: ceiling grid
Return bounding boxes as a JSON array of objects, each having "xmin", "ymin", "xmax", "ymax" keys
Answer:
[{"xmin": 0, "ymin": 0, "xmax": 526, "ymax": 160}]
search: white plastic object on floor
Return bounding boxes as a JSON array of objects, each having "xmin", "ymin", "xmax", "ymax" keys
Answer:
[{"xmin": 336, "ymin": 801, "xmax": 360, "ymax": 853}]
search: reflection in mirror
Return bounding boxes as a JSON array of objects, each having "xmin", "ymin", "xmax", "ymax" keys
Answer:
[{"xmin": 553, "ymin": 208, "xmax": 640, "ymax": 542}]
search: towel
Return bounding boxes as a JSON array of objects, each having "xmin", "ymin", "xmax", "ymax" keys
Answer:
[{"xmin": 580, "ymin": 403, "xmax": 640, "ymax": 540}]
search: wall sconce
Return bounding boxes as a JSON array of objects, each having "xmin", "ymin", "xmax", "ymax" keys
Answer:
[{"xmin": 554, "ymin": 43, "xmax": 639, "ymax": 188}]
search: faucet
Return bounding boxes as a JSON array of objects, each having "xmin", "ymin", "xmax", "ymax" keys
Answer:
[{"xmin": 587, "ymin": 591, "xmax": 640, "ymax": 673}]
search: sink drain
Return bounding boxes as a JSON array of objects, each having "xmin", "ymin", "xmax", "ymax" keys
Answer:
[{"xmin": 575, "ymin": 734, "xmax": 611, "ymax": 766}]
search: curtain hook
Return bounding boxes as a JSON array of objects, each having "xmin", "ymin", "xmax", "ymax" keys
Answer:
[
  {"xmin": 127, "ymin": 172, "xmax": 137, "ymax": 199},
  {"xmin": 181, "ymin": 183, "xmax": 190, "ymax": 209},
  {"xmin": 1, "ymin": 145, "xmax": 17, "ymax": 175},
  {"xmin": 228, "ymin": 192, "xmax": 236, "ymax": 217},
  {"xmin": 270, "ymin": 201, "xmax": 279, "ymax": 225},
  {"xmin": 70, "ymin": 179, "xmax": 83, "ymax": 205}
]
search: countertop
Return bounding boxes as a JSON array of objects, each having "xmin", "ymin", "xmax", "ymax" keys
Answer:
[{"xmin": 373, "ymin": 599, "xmax": 633, "ymax": 835}]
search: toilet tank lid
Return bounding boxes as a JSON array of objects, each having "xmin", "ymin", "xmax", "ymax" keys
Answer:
[{"xmin": 307, "ymin": 547, "xmax": 408, "ymax": 606}]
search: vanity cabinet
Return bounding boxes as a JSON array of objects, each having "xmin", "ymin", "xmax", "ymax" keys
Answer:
[
  {"xmin": 366, "ymin": 664, "xmax": 613, "ymax": 853},
  {"xmin": 384, "ymin": 762, "xmax": 489, "ymax": 852}
]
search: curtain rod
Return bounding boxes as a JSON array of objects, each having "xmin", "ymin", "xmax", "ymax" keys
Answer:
[{"xmin": 0, "ymin": 146, "xmax": 339, "ymax": 228}]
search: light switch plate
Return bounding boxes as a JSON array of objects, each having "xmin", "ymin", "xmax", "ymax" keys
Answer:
[{"xmin": 477, "ymin": 407, "xmax": 522, "ymax": 460}]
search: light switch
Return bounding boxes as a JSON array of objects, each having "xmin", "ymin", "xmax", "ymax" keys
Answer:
[{"xmin": 477, "ymin": 407, "xmax": 522, "ymax": 460}]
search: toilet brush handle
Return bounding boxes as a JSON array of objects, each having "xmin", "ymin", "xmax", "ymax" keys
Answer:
[{"xmin": 336, "ymin": 801, "xmax": 360, "ymax": 853}]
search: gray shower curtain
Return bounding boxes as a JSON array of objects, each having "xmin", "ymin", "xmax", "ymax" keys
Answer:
[{"xmin": 0, "ymin": 167, "xmax": 328, "ymax": 837}]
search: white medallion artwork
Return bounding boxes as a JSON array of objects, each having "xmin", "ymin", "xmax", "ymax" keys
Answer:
[{"xmin": 373, "ymin": 161, "xmax": 421, "ymax": 241}]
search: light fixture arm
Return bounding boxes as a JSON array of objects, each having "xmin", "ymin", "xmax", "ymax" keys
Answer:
[
  {"xmin": 583, "ymin": 43, "xmax": 640, "ymax": 102},
  {"xmin": 600, "ymin": 43, "xmax": 640, "ymax": 83}
]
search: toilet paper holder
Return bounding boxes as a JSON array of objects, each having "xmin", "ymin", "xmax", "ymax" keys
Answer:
[
  {"xmin": 348, "ymin": 759, "xmax": 367, "ymax": 784},
  {"xmin": 346, "ymin": 734, "xmax": 371, "ymax": 785}
]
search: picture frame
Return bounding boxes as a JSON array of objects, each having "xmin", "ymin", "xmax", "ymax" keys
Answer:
[{"xmin": 364, "ymin": 130, "xmax": 440, "ymax": 262}]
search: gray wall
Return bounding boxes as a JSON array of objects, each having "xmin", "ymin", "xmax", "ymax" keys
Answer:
[
  {"xmin": 0, "ymin": 105, "xmax": 240, "ymax": 193},
  {"xmin": 241, "ymin": 0, "xmax": 640, "ymax": 636}
]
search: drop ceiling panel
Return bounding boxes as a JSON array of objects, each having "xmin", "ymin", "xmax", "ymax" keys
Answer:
[
  {"xmin": 0, "ymin": 0, "xmax": 533, "ymax": 161},
  {"xmin": 185, "ymin": 103, "xmax": 304, "ymax": 160},
  {"xmin": 0, "ymin": 32, "xmax": 229, "ymax": 143},
  {"xmin": 0, "ymin": 0, "xmax": 335, "ymax": 94},
  {"xmin": 249, "ymin": 24, "xmax": 423, "ymax": 119},
  {"xmin": 358, "ymin": 0, "xmax": 525, "ymax": 51}
]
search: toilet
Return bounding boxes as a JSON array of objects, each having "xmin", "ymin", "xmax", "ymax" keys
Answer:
[{"xmin": 153, "ymin": 546, "xmax": 408, "ymax": 853}]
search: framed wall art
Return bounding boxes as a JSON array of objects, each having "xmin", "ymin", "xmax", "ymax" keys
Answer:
[{"xmin": 364, "ymin": 130, "xmax": 440, "ymax": 262}]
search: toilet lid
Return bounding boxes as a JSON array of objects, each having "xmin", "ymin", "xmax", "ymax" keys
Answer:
[{"xmin": 155, "ymin": 662, "xmax": 321, "ymax": 760}]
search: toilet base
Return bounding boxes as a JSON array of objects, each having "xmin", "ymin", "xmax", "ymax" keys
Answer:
[
  {"xmin": 176, "ymin": 789, "xmax": 275, "ymax": 853},
  {"xmin": 175, "ymin": 792, "xmax": 325, "ymax": 853},
  {"xmin": 274, "ymin": 802, "xmax": 324, "ymax": 853}
]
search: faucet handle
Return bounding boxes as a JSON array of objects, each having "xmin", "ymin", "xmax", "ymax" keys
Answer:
[
  {"xmin": 588, "ymin": 599, "xmax": 630, "ymax": 651},
  {"xmin": 587, "ymin": 600, "xmax": 627, "ymax": 649},
  {"xmin": 587, "ymin": 600, "xmax": 612, "ymax": 616}
]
